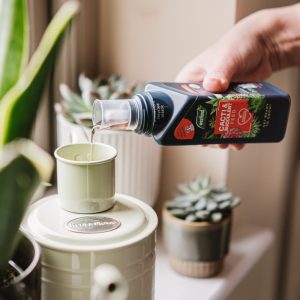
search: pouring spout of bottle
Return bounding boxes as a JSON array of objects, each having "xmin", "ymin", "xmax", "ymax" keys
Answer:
[{"xmin": 92, "ymin": 99, "xmax": 139, "ymax": 131}]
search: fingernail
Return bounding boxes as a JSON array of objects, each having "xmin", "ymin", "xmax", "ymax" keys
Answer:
[
  {"xmin": 218, "ymin": 144, "xmax": 229, "ymax": 149},
  {"xmin": 203, "ymin": 77, "xmax": 228, "ymax": 92},
  {"xmin": 229, "ymin": 144, "xmax": 245, "ymax": 151}
]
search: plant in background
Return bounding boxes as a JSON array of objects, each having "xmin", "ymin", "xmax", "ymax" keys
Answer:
[
  {"xmin": 58, "ymin": 74, "xmax": 145, "ymax": 127},
  {"xmin": 166, "ymin": 176, "xmax": 240, "ymax": 223},
  {"xmin": 0, "ymin": 0, "xmax": 79, "ymax": 292},
  {"xmin": 163, "ymin": 176, "xmax": 241, "ymax": 278}
]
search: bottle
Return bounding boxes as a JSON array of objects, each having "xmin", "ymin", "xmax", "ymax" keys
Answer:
[{"xmin": 92, "ymin": 82, "xmax": 290, "ymax": 146}]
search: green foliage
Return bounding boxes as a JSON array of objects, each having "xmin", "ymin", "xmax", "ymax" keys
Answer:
[
  {"xmin": 0, "ymin": 1, "xmax": 80, "ymax": 147},
  {"xmin": 0, "ymin": 0, "xmax": 29, "ymax": 99},
  {"xmin": 208, "ymin": 117, "xmax": 216, "ymax": 129},
  {"xmin": 247, "ymin": 93, "xmax": 266, "ymax": 113},
  {"xmin": 0, "ymin": 0, "xmax": 79, "ymax": 280},
  {"xmin": 59, "ymin": 74, "xmax": 145, "ymax": 128},
  {"xmin": 206, "ymin": 95, "xmax": 222, "ymax": 115},
  {"xmin": 243, "ymin": 116, "xmax": 262, "ymax": 138},
  {"xmin": 206, "ymin": 93, "xmax": 266, "ymax": 115},
  {"xmin": 165, "ymin": 176, "xmax": 240, "ymax": 223},
  {"xmin": 0, "ymin": 140, "xmax": 53, "ymax": 277}
]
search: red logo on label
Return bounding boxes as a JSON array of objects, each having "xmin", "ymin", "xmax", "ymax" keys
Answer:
[
  {"xmin": 174, "ymin": 118, "xmax": 195, "ymax": 140},
  {"xmin": 214, "ymin": 99, "xmax": 253, "ymax": 136}
]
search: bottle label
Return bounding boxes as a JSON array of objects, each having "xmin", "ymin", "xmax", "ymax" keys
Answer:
[
  {"xmin": 65, "ymin": 216, "xmax": 121, "ymax": 233},
  {"xmin": 174, "ymin": 118, "xmax": 195, "ymax": 140},
  {"xmin": 214, "ymin": 99, "xmax": 253, "ymax": 137},
  {"xmin": 154, "ymin": 82, "xmax": 289, "ymax": 144}
]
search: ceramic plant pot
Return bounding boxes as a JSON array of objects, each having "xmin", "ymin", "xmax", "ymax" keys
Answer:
[
  {"xmin": 56, "ymin": 114, "xmax": 162, "ymax": 207},
  {"xmin": 0, "ymin": 231, "xmax": 41, "ymax": 300},
  {"xmin": 163, "ymin": 208, "xmax": 232, "ymax": 278}
]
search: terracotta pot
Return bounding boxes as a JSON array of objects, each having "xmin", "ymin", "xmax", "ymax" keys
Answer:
[{"xmin": 163, "ymin": 208, "xmax": 232, "ymax": 278}]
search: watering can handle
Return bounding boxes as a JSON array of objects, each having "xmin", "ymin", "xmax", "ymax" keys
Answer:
[{"xmin": 90, "ymin": 264, "xmax": 129, "ymax": 300}]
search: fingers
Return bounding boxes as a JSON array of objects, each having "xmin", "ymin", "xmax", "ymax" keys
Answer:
[
  {"xmin": 202, "ymin": 77, "xmax": 229, "ymax": 93},
  {"xmin": 218, "ymin": 144, "xmax": 229, "ymax": 149},
  {"xmin": 176, "ymin": 42, "xmax": 242, "ymax": 93},
  {"xmin": 201, "ymin": 144, "xmax": 245, "ymax": 150},
  {"xmin": 175, "ymin": 66, "xmax": 205, "ymax": 83},
  {"xmin": 202, "ymin": 54, "xmax": 240, "ymax": 92},
  {"xmin": 176, "ymin": 58, "xmax": 237, "ymax": 93},
  {"xmin": 230, "ymin": 144, "xmax": 245, "ymax": 150}
]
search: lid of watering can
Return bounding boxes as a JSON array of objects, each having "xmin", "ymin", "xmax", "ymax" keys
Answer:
[{"xmin": 22, "ymin": 194, "xmax": 157, "ymax": 251}]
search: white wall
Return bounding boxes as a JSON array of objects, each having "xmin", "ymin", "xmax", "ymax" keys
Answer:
[
  {"xmin": 98, "ymin": 0, "xmax": 236, "ymax": 211},
  {"xmin": 230, "ymin": 2, "xmax": 300, "ymax": 299},
  {"xmin": 98, "ymin": 0, "xmax": 236, "ymax": 83},
  {"xmin": 97, "ymin": 1, "xmax": 300, "ymax": 299},
  {"xmin": 227, "ymin": 68, "xmax": 300, "ymax": 300}
]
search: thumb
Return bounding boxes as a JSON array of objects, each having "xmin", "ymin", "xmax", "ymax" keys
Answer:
[{"xmin": 203, "ymin": 61, "xmax": 238, "ymax": 92}]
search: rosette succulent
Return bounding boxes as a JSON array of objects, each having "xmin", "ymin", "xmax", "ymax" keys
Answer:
[
  {"xmin": 58, "ymin": 74, "xmax": 145, "ymax": 127},
  {"xmin": 165, "ymin": 176, "xmax": 240, "ymax": 223}
]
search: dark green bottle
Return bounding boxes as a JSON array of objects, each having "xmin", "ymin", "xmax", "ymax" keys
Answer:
[{"xmin": 93, "ymin": 82, "xmax": 290, "ymax": 146}]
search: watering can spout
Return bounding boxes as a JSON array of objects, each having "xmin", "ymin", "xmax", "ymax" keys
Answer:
[{"xmin": 91, "ymin": 264, "xmax": 129, "ymax": 300}]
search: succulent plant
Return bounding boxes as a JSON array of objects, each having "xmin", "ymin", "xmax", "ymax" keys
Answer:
[
  {"xmin": 58, "ymin": 74, "xmax": 145, "ymax": 127},
  {"xmin": 165, "ymin": 176, "xmax": 240, "ymax": 223}
]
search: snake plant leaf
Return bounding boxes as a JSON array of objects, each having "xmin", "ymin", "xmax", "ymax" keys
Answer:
[
  {"xmin": 0, "ymin": 1, "xmax": 80, "ymax": 147},
  {"xmin": 0, "ymin": 139, "xmax": 53, "ymax": 277},
  {"xmin": 0, "ymin": 0, "xmax": 29, "ymax": 99}
]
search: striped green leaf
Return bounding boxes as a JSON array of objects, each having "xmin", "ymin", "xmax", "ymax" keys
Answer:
[
  {"xmin": 0, "ymin": 0, "xmax": 29, "ymax": 99},
  {"xmin": 0, "ymin": 1, "xmax": 80, "ymax": 147},
  {"xmin": 0, "ymin": 139, "xmax": 53, "ymax": 277}
]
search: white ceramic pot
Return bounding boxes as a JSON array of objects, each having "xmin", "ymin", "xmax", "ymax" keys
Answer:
[
  {"xmin": 22, "ymin": 193, "xmax": 158, "ymax": 300},
  {"xmin": 56, "ymin": 114, "xmax": 162, "ymax": 207}
]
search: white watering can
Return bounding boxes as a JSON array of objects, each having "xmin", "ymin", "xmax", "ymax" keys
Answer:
[
  {"xmin": 91, "ymin": 264, "xmax": 129, "ymax": 300},
  {"xmin": 23, "ymin": 143, "xmax": 158, "ymax": 300}
]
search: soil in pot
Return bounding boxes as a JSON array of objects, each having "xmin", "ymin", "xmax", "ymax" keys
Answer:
[{"xmin": 0, "ymin": 232, "xmax": 41, "ymax": 300}]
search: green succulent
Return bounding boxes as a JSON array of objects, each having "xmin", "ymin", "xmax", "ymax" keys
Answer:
[
  {"xmin": 58, "ymin": 74, "xmax": 145, "ymax": 128},
  {"xmin": 165, "ymin": 176, "xmax": 240, "ymax": 223}
]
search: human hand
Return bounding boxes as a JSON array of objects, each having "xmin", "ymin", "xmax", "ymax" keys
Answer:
[
  {"xmin": 176, "ymin": 4, "xmax": 300, "ymax": 150},
  {"xmin": 177, "ymin": 5, "xmax": 300, "ymax": 91}
]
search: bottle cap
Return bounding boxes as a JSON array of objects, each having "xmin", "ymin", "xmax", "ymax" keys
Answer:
[{"xmin": 93, "ymin": 100, "xmax": 139, "ymax": 131}]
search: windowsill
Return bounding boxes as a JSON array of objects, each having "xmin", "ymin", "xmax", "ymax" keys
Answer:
[{"xmin": 155, "ymin": 225, "xmax": 274, "ymax": 300}]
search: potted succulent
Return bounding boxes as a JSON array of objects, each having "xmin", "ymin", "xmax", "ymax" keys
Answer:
[
  {"xmin": 163, "ymin": 176, "xmax": 240, "ymax": 278},
  {"xmin": 0, "ymin": 0, "xmax": 78, "ymax": 298},
  {"xmin": 56, "ymin": 74, "xmax": 162, "ymax": 207}
]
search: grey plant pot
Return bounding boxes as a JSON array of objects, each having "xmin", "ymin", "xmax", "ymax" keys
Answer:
[
  {"xmin": 163, "ymin": 208, "xmax": 232, "ymax": 278},
  {"xmin": 0, "ymin": 230, "xmax": 41, "ymax": 300}
]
